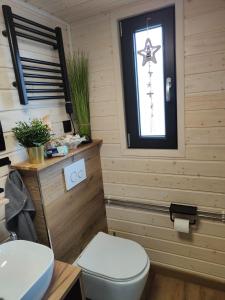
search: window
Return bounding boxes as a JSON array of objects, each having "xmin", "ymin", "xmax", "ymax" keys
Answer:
[{"xmin": 120, "ymin": 6, "xmax": 177, "ymax": 149}]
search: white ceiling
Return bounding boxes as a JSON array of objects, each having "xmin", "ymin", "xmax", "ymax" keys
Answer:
[{"xmin": 22, "ymin": 0, "xmax": 138, "ymax": 23}]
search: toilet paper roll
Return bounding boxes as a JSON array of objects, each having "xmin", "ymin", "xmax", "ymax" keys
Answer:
[{"xmin": 174, "ymin": 218, "xmax": 189, "ymax": 233}]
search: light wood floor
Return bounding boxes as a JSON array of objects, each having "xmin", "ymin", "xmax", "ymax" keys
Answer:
[{"xmin": 143, "ymin": 272, "xmax": 225, "ymax": 300}]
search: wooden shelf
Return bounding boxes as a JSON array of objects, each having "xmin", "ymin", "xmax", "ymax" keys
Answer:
[
  {"xmin": 44, "ymin": 260, "xmax": 82, "ymax": 300},
  {"xmin": 12, "ymin": 140, "xmax": 102, "ymax": 171}
]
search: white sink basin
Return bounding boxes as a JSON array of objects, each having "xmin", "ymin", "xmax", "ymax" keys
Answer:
[{"xmin": 0, "ymin": 240, "xmax": 54, "ymax": 300}]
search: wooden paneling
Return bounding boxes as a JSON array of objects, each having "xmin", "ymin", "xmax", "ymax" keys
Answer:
[
  {"xmin": 70, "ymin": 0, "xmax": 225, "ymax": 283},
  {"xmin": 147, "ymin": 249, "xmax": 225, "ymax": 279},
  {"xmin": 184, "ymin": 0, "xmax": 225, "ymax": 18},
  {"xmin": 90, "ymin": 101, "xmax": 117, "ymax": 117},
  {"xmin": 92, "ymin": 130, "xmax": 120, "ymax": 144},
  {"xmin": 41, "ymin": 145, "xmax": 107, "ymax": 262},
  {"xmin": 0, "ymin": 219, "xmax": 9, "ymax": 242},
  {"xmin": 104, "ymin": 184, "xmax": 225, "ymax": 209},
  {"xmin": 0, "ymin": 195, "xmax": 9, "ymax": 243},
  {"xmin": 185, "ymin": 30, "xmax": 225, "ymax": 56},
  {"xmin": 107, "ymin": 218, "xmax": 225, "ymax": 252},
  {"xmin": 14, "ymin": 143, "xmax": 108, "ymax": 263},
  {"xmin": 103, "ymin": 170, "xmax": 225, "ymax": 193},
  {"xmin": 186, "ymin": 127, "xmax": 225, "ymax": 145},
  {"xmin": 185, "ymin": 71, "xmax": 225, "ymax": 94},
  {"xmin": 91, "ymin": 116, "xmax": 118, "ymax": 131},
  {"xmin": 90, "ymin": 85, "xmax": 116, "ymax": 103},
  {"xmin": 100, "ymin": 144, "xmax": 121, "ymax": 158},
  {"xmin": 111, "ymin": 230, "xmax": 225, "ymax": 266},
  {"xmin": 108, "ymin": 218, "xmax": 225, "ymax": 279},
  {"xmin": 102, "ymin": 157, "xmax": 225, "ymax": 178},
  {"xmin": 185, "ymin": 51, "xmax": 225, "ymax": 75},
  {"xmin": 44, "ymin": 261, "xmax": 83, "ymax": 300},
  {"xmin": 107, "ymin": 207, "xmax": 225, "ymax": 238},
  {"xmin": 0, "ymin": 198, "xmax": 8, "ymax": 221},
  {"xmin": 23, "ymin": 0, "xmax": 138, "ymax": 23},
  {"xmin": 0, "ymin": 0, "xmax": 71, "ymax": 237},
  {"xmin": 185, "ymin": 9, "xmax": 225, "ymax": 36},
  {"xmin": 186, "ymin": 145, "xmax": 225, "ymax": 161},
  {"xmin": 0, "ymin": 108, "xmax": 67, "ymax": 132},
  {"xmin": 185, "ymin": 92, "xmax": 225, "ymax": 111},
  {"xmin": 185, "ymin": 109, "xmax": 225, "ymax": 127},
  {"xmin": 47, "ymin": 191, "xmax": 106, "ymax": 263},
  {"xmin": 18, "ymin": 170, "xmax": 50, "ymax": 246}
]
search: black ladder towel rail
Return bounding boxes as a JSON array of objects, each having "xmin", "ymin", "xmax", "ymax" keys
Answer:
[
  {"xmin": 20, "ymin": 57, "xmax": 61, "ymax": 67},
  {"xmin": 14, "ymin": 22, "xmax": 57, "ymax": 40},
  {"xmin": 23, "ymin": 73, "xmax": 63, "ymax": 80},
  {"xmin": 12, "ymin": 12, "xmax": 55, "ymax": 33},
  {"xmin": 2, "ymin": 5, "xmax": 73, "ymax": 115},
  {"xmin": 26, "ymin": 89, "xmax": 64, "ymax": 93},
  {"xmin": 25, "ymin": 81, "xmax": 63, "ymax": 87}
]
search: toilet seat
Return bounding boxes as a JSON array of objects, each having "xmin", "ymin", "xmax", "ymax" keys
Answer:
[{"xmin": 76, "ymin": 232, "xmax": 149, "ymax": 282}]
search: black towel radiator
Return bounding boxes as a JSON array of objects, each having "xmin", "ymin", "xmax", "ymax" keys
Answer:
[{"xmin": 2, "ymin": 5, "xmax": 73, "ymax": 116}]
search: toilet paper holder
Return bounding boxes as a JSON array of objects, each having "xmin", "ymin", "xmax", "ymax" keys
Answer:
[{"xmin": 169, "ymin": 203, "xmax": 197, "ymax": 225}]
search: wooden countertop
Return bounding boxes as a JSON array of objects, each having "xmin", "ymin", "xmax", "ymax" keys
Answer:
[
  {"xmin": 44, "ymin": 260, "xmax": 82, "ymax": 300},
  {"xmin": 12, "ymin": 139, "xmax": 102, "ymax": 172}
]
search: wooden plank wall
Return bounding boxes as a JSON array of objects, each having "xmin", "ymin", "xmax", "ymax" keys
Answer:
[
  {"xmin": 0, "ymin": 0, "xmax": 71, "ymax": 241},
  {"xmin": 70, "ymin": 0, "xmax": 225, "ymax": 282}
]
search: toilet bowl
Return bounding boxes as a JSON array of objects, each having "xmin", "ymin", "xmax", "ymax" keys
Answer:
[{"xmin": 74, "ymin": 232, "xmax": 150, "ymax": 300}]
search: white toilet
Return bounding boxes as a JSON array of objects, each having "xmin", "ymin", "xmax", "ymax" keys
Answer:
[{"xmin": 74, "ymin": 232, "xmax": 150, "ymax": 300}]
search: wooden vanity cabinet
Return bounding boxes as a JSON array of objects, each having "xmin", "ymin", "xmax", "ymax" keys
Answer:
[
  {"xmin": 45, "ymin": 260, "xmax": 84, "ymax": 300},
  {"xmin": 13, "ymin": 140, "xmax": 107, "ymax": 264}
]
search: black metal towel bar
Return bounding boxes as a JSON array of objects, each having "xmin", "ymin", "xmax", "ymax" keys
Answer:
[
  {"xmin": 23, "ymin": 74, "xmax": 63, "ymax": 80},
  {"xmin": 0, "ymin": 157, "xmax": 11, "ymax": 168},
  {"xmin": 28, "ymin": 95, "xmax": 65, "ymax": 101},
  {"xmin": 2, "ymin": 5, "xmax": 73, "ymax": 116},
  {"xmin": 16, "ymin": 31, "xmax": 57, "ymax": 47},
  {"xmin": 26, "ymin": 89, "xmax": 64, "ymax": 93},
  {"xmin": 20, "ymin": 57, "xmax": 60, "ymax": 67},
  {"xmin": 14, "ymin": 22, "xmax": 57, "ymax": 40},
  {"xmin": 13, "ymin": 13, "xmax": 55, "ymax": 33},
  {"xmin": 22, "ymin": 65, "xmax": 61, "ymax": 73},
  {"xmin": 25, "ymin": 82, "xmax": 63, "ymax": 87}
]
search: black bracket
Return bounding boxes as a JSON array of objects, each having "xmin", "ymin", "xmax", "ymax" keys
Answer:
[
  {"xmin": 169, "ymin": 203, "xmax": 197, "ymax": 225},
  {"xmin": 0, "ymin": 121, "xmax": 6, "ymax": 152},
  {"xmin": 2, "ymin": 29, "xmax": 7, "ymax": 37},
  {"xmin": 0, "ymin": 157, "xmax": 11, "ymax": 167},
  {"xmin": 0, "ymin": 156, "xmax": 10, "ymax": 194}
]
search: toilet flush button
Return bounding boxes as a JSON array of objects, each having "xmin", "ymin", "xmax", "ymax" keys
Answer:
[
  {"xmin": 64, "ymin": 159, "xmax": 87, "ymax": 190},
  {"xmin": 70, "ymin": 171, "xmax": 77, "ymax": 182},
  {"xmin": 78, "ymin": 170, "xmax": 83, "ymax": 178}
]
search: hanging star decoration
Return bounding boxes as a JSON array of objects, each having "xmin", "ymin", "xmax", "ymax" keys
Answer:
[{"xmin": 138, "ymin": 38, "xmax": 161, "ymax": 66}]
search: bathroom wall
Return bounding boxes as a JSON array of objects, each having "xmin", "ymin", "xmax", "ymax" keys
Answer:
[
  {"xmin": 0, "ymin": 0, "xmax": 71, "ymax": 241},
  {"xmin": 70, "ymin": 0, "xmax": 225, "ymax": 282}
]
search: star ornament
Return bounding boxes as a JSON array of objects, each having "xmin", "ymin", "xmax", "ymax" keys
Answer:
[{"xmin": 137, "ymin": 38, "xmax": 161, "ymax": 66}]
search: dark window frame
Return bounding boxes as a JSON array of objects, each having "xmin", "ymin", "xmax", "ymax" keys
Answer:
[{"xmin": 120, "ymin": 5, "xmax": 177, "ymax": 149}]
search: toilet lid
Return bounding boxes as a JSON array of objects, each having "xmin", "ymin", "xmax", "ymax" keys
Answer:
[{"xmin": 76, "ymin": 232, "xmax": 149, "ymax": 282}]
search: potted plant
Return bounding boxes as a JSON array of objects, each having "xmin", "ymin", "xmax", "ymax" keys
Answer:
[
  {"xmin": 12, "ymin": 119, "xmax": 51, "ymax": 164},
  {"xmin": 67, "ymin": 51, "xmax": 91, "ymax": 141}
]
